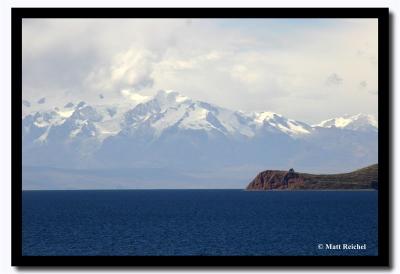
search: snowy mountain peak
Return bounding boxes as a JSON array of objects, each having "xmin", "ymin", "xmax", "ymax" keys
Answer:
[
  {"xmin": 315, "ymin": 113, "xmax": 378, "ymax": 132},
  {"xmin": 254, "ymin": 111, "xmax": 281, "ymax": 123},
  {"xmin": 22, "ymin": 89, "xmax": 378, "ymax": 152},
  {"xmin": 31, "ymin": 111, "xmax": 61, "ymax": 128},
  {"xmin": 253, "ymin": 111, "xmax": 312, "ymax": 136},
  {"xmin": 70, "ymin": 104, "xmax": 103, "ymax": 122}
]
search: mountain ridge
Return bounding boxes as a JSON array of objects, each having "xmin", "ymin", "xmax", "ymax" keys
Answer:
[
  {"xmin": 22, "ymin": 90, "xmax": 378, "ymax": 188},
  {"xmin": 22, "ymin": 89, "xmax": 378, "ymax": 143}
]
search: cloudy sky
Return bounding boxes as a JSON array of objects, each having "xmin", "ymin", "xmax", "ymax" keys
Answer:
[{"xmin": 22, "ymin": 18, "xmax": 378, "ymax": 123}]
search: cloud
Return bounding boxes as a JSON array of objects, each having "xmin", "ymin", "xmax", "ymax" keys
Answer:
[
  {"xmin": 22, "ymin": 18, "xmax": 378, "ymax": 123},
  {"xmin": 22, "ymin": 19, "xmax": 187, "ymax": 104},
  {"xmin": 120, "ymin": 89, "xmax": 150, "ymax": 103},
  {"xmin": 85, "ymin": 48, "xmax": 159, "ymax": 93}
]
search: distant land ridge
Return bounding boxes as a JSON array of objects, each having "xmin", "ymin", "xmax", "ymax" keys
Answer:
[
  {"xmin": 22, "ymin": 90, "xmax": 378, "ymax": 189},
  {"xmin": 246, "ymin": 164, "xmax": 378, "ymax": 190}
]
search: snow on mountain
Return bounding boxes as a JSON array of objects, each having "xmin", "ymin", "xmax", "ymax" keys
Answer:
[
  {"xmin": 22, "ymin": 90, "xmax": 378, "ymax": 144},
  {"xmin": 116, "ymin": 90, "xmax": 314, "ymax": 139},
  {"xmin": 314, "ymin": 113, "xmax": 378, "ymax": 132},
  {"xmin": 23, "ymin": 97, "xmax": 140, "ymax": 143},
  {"xmin": 251, "ymin": 111, "xmax": 312, "ymax": 137},
  {"xmin": 93, "ymin": 103, "xmax": 134, "ymax": 140},
  {"xmin": 22, "ymin": 111, "xmax": 62, "ymax": 144},
  {"xmin": 22, "ymin": 90, "xmax": 378, "ymax": 174},
  {"xmin": 120, "ymin": 90, "xmax": 241, "ymax": 137}
]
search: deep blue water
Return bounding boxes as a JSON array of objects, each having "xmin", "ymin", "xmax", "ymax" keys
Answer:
[{"xmin": 22, "ymin": 190, "xmax": 378, "ymax": 256}]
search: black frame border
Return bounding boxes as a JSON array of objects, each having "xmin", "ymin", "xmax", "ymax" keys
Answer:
[{"xmin": 11, "ymin": 7, "xmax": 390, "ymax": 267}]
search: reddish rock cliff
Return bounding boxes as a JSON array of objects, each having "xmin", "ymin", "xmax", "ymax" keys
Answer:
[
  {"xmin": 246, "ymin": 169, "xmax": 305, "ymax": 190},
  {"xmin": 246, "ymin": 164, "xmax": 378, "ymax": 190}
]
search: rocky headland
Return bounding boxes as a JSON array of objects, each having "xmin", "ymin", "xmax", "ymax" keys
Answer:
[{"xmin": 246, "ymin": 164, "xmax": 378, "ymax": 190}]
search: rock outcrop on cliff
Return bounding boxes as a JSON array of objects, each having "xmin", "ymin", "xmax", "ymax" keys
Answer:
[
  {"xmin": 246, "ymin": 164, "xmax": 378, "ymax": 190},
  {"xmin": 246, "ymin": 168, "xmax": 305, "ymax": 190}
]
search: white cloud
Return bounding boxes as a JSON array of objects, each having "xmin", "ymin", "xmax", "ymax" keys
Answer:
[
  {"xmin": 86, "ymin": 48, "xmax": 159, "ymax": 92},
  {"xmin": 120, "ymin": 89, "xmax": 150, "ymax": 103},
  {"xmin": 22, "ymin": 18, "xmax": 378, "ymax": 123}
]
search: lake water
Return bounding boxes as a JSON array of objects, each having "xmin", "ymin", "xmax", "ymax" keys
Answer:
[{"xmin": 22, "ymin": 190, "xmax": 378, "ymax": 256}]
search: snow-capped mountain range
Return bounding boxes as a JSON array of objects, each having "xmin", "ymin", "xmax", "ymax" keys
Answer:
[
  {"xmin": 22, "ymin": 90, "xmax": 378, "ymax": 189},
  {"xmin": 22, "ymin": 90, "xmax": 377, "ymax": 141},
  {"xmin": 315, "ymin": 113, "xmax": 378, "ymax": 132}
]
